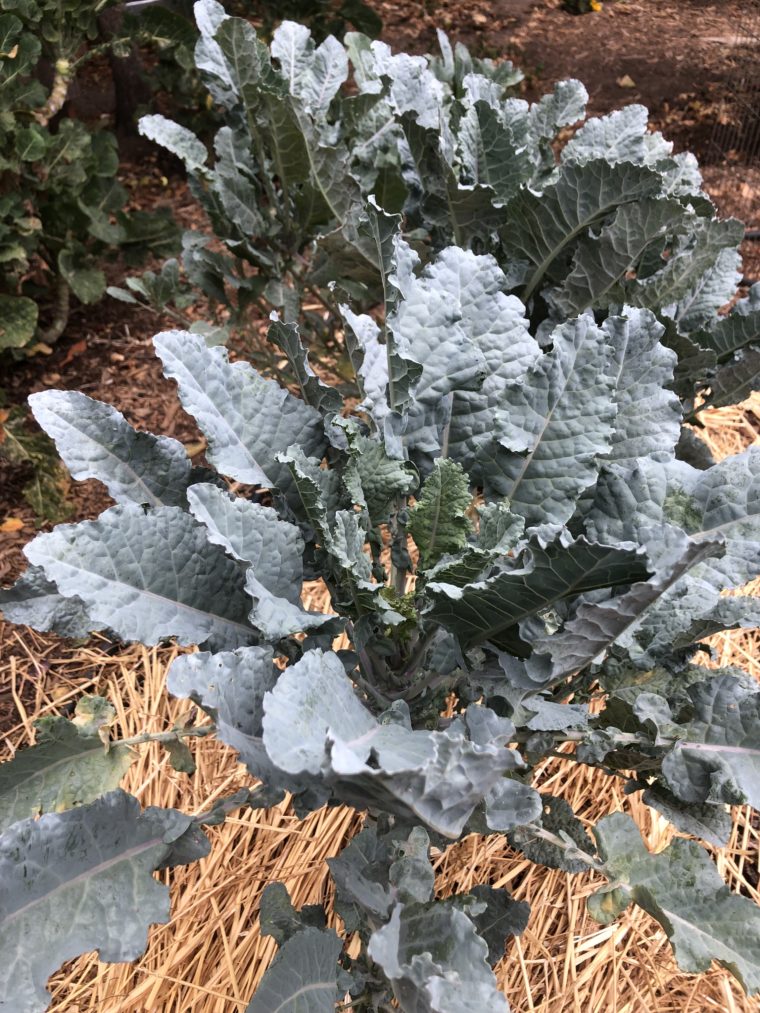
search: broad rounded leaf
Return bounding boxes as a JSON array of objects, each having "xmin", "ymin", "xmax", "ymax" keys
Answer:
[
  {"xmin": 0, "ymin": 717, "xmax": 132, "ymax": 832},
  {"xmin": 24, "ymin": 504, "xmax": 255, "ymax": 649},
  {"xmin": 0, "ymin": 791, "xmax": 208, "ymax": 1013},
  {"xmin": 263, "ymin": 650, "xmax": 523, "ymax": 837},
  {"xmin": 368, "ymin": 901, "xmax": 509, "ymax": 1012},
  {"xmin": 662, "ymin": 675, "xmax": 760, "ymax": 809},
  {"xmin": 592, "ymin": 812, "xmax": 760, "ymax": 994},
  {"xmin": 245, "ymin": 926, "xmax": 342, "ymax": 1013}
]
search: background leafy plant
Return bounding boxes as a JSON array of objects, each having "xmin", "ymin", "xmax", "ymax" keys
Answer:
[
  {"xmin": 3, "ymin": 8, "xmax": 760, "ymax": 1012},
  {"xmin": 0, "ymin": 394, "xmax": 72, "ymax": 522},
  {"xmin": 0, "ymin": 0, "xmax": 182, "ymax": 353}
]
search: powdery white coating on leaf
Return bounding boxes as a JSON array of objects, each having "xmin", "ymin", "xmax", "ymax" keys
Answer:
[
  {"xmin": 631, "ymin": 217, "xmax": 745, "ymax": 310},
  {"xmin": 29, "ymin": 390, "xmax": 192, "ymax": 508},
  {"xmin": 271, "ymin": 22, "xmax": 348, "ymax": 115},
  {"xmin": 625, "ymin": 577, "xmax": 760, "ymax": 665},
  {"xmin": 361, "ymin": 39, "xmax": 445, "ymax": 129},
  {"xmin": 368, "ymin": 902, "xmax": 510, "ymax": 1012},
  {"xmin": 457, "ymin": 83, "xmax": 533, "ymax": 204},
  {"xmin": 492, "ymin": 316, "xmax": 615, "ymax": 535},
  {"xmin": 24, "ymin": 504, "xmax": 255, "ymax": 649},
  {"xmin": 389, "ymin": 248, "xmax": 524, "ymax": 406},
  {"xmin": 662, "ymin": 674, "xmax": 760, "ymax": 810},
  {"xmin": 383, "ymin": 245, "xmax": 539, "ymax": 471},
  {"xmin": 188, "ymin": 484, "xmax": 304, "ymax": 599},
  {"xmin": 601, "ymin": 308, "xmax": 681, "ymax": 466},
  {"xmin": 262, "ymin": 650, "xmax": 528, "ymax": 837},
  {"xmin": 668, "ymin": 247, "xmax": 743, "ymax": 332},
  {"xmin": 189, "ymin": 485, "xmax": 331, "ymax": 638},
  {"xmin": 263, "ymin": 650, "xmax": 375, "ymax": 776},
  {"xmin": 194, "ymin": 0, "xmax": 234, "ymax": 100},
  {"xmin": 555, "ymin": 198, "xmax": 685, "ymax": 315},
  {"xmin": 588, "ymin": 450, "xmax": 760, "ymax": 591},
  {"xmin": 154, "ymin": 329, "xmax": 325, "ymax": 493},
  {"xmin": 167, "ymin": 646, "xmax": 300, "ymax": 793},
  {"xmin": 676, "ymin": 450, "xmax": 760, "ymax": 589},
  {"xmin": 528, "ymin": 78, "xmax": 588, "ymax": 146},
  {"xmin": 139, "ymin": 114, "xmax": 208, "ymax": 172},
  {"xmin": 561, "ymin": 104, "xmax": 672, "ymax": 168},
  {"xmin": 503, "ymin": 158, "xmax": 662, "ymax": 301}
]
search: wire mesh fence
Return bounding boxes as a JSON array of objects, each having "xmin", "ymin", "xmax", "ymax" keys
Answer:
[{"xmin": 708, "ymin": 0, "xmax": 760, "ymax": 227}]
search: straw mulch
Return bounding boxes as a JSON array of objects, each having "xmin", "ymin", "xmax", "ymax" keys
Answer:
[{"xmin": 2, "ymin": 394, "xmax": 760, "ymax": 1013}]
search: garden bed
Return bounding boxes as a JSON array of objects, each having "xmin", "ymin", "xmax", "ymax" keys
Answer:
[{"xmin": 1, "ymin": 1, "xmax": 759, "ymax": 1010}]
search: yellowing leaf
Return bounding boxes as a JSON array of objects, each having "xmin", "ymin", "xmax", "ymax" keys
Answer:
[{"xmin": 0, "ymin": 517, "xmax": 24, "ymax": 532}]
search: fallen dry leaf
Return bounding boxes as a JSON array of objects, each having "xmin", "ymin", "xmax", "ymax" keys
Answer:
[
  {"xmin": 60, "ymin": 338, "xmax": 88, "ymax": 368},
  {"xmin": 183, "ymin": 439, "xmax": 207, "ymax": 458},
  {"xmin": 0, "ymin": 517, "xmax": 25, "ymax": 533}
]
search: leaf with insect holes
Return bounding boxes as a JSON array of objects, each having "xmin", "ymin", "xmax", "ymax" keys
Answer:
[{"xmin": 0, "ymin": 710, "xmax": 132, "ymax": 832}]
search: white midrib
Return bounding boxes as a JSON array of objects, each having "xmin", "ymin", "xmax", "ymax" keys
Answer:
[
  {"xmin": 269, "ymin": 980, "xmax": 339, "ymax": 1013},
  {"xmin": 56, "ymin": 417, "xmax": 169, "ymax": 508},
  {"xmin": 5, "ymin": 740, "xmax": 123, "ymax": 795},
  {"xmin": 160, "ymin": 349, "xmax": 271, "ymax": 486},
  {"xmin": 2, "ymin": 832, "xmax": 170, "ymax": 931},
  {"xmin": 676, "ymin": 740, "xmax": 760, "ymax": 757},
  {"xmin": 39, "ymin": 558, "xmax": 254, "ymax": 639}
]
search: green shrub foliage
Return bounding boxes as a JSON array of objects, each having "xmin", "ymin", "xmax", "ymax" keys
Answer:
[
  {"xmin": 0, "ymin": 0, "xmax": 179, "ymax": 351},
  {"xmin": 4, "ymin": 6, "xmax": 760, "ymax": 1011}
]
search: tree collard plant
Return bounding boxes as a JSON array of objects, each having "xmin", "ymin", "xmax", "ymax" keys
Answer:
[
  {"xmin": 117, "ymin": 0, "xmax": 760, "ymax": 419},
  {"xmin": 3, "ymin": 194, "xmax": 760, "ymax": 1007},
  {"xmin": 0, "ymin": 0, "xmax": 179, "ymax": 352},
  {"xmin": 116, "ymin": 1, "xmax": 527, "ymax": 350},
  {"xmin": 3, "ymin": 13, "xmax": 760, "ymax": 1013}
]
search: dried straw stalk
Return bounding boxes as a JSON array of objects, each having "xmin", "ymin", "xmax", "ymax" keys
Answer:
[{"xmin": 1, "ymin": 394, "xmax": 759, "ymax": 1012}]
